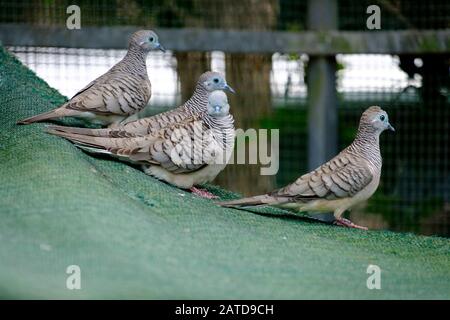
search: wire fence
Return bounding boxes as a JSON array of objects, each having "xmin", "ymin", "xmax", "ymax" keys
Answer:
[
  {"xmin": 1, "ymin": 1, "xmax": 448, "ymax": 30},
  {"xmin": 1, "ymin": 0, "xmax": 449, "ymax": 236}
]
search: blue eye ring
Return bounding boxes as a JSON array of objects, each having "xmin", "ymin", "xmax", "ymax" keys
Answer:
[
  {"xmin": 380, "ymin": 115, "xmax": 385, "ymax": 121},
  {"xmin": 213, "ymin": 78, "xmax": 219, "ymax": 83},
  {"xmin": 149, "ymin": 37, "xmax": 154, "ymax": 42}
]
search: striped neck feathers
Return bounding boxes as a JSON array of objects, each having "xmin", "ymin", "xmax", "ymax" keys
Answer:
[
  {"xmin": 182, "ymin": 84, "xmax": 209, "ymax": 113},
  {"xmin": 116, "ymin": 45, "xmax": 148, "ymax": 74},
  {"xmin": 348, "ymin": 122, "xmax": 382, "ymax": 168}
]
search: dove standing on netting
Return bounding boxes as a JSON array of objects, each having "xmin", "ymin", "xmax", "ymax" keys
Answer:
[
  {"xmin": 45, "ymin": 71, "xmax": 234, "ymax": 137},
  {"xmin": 218, "ymin": 106, "xmax": 395, "ymax": 230},
  {"xmin": 46, "ymin": 90, "xmax": 235, "ymax": 199},
  {"xmin": 17, "ymin": 30, "xmax": 165, "ymax": 126}
]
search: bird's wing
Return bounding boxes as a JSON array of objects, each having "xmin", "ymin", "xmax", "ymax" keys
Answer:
[
  {"xmin": 66, "ymin": 75, "xmax": 151, "ymax": 116},
  {"xmin": 119, "ymin": 107, "xmax": 191, "ymax": 136},
  {"xmin": 125, "ymin": 115, "xmax": 219, "ymax": 174},
  {"xmin": 272, "ymin": 153, "xmax": 374, "ymax": 201}
]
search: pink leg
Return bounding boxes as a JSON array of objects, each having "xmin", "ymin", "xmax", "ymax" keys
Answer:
[
  {"xmin": 190, "ymin": 187, "xmax": 219, "ymax": 199},
  {"xmin": 333, "ymin": 218, "xmax": 368, "ymax": 230}
]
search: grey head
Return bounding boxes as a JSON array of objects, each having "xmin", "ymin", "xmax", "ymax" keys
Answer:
[
  {"xmin": 129, "ymin": 30, "xmax": 165, "ymax": 52},
  {"xmin": 360, "ymin": 106, "xmax": 395, "ymax": 134},
  {"xmin": 198, "ymin": 71, "xmax": 235, "ymax": 94},
  {"xmin": 207, "ymin": 91, "xmax": 230, "ymax": 118}
]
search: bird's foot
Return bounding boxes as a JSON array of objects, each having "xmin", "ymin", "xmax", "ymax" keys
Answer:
[
  {"xmin": 190, "ymin": 187, "xmax": 218, "ymax": 199},
  {"xmin": 333, "ymin": 218, "xmax": 368, "ymax": 230}
]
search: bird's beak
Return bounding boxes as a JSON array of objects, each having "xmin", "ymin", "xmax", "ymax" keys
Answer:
[
  {"xmin": 224, "ymin": 84, "xmax": 235, "ymax": 94},
  {"xmin": 214, "ymin": 106, "xmax": 221, "ymax": 112},
  {"xmin": 388, "ymin": 123, "xmax": 395, "ymax": 132},
  {"xmin": 157, "ymin": 43, "xmax": 166, "ymax": 53}
]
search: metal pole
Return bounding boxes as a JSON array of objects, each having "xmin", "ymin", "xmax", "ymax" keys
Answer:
[{"xmin": 307, "ymin": 0, "xmax": 338, "ymax": 170}]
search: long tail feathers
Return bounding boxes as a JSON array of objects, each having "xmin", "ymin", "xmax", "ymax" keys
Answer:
[
  {"xmin": 46, "ymin": 124, "xmax": 113, "ymax": 137},
  {"xmin": 17, "ymin": 110, "xmax": 60, "ymax": 125},
  {"xmin": 217, "ymin": 194, "xmax": 285, "ymax": 208},
  {"xmin": 76, "ymin": 145, "xmax": 113, "ymax": 156},
  {"xmin": 47, "ymin": 130, "xmax": 142, "ymax": 164},
  {"xmin": 46, "ymin": 128, "xmax": 138, "ymax": 163},
  {"xmin": 17, "ymin": 107, "xmax": 75, "ymax": 125},
  {"xmin": 45, "ymin": 128, "xmax": 110, "ymax": 149}
]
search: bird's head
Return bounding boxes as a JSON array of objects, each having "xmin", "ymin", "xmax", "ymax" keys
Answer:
[
  {"xmin": 199, "ymin": 71, "xmax": 235, "ymax": 94},
  {"xmin": 130, "ymin": 30, "xmax": 165, "ymax": 53},
  {"xmin": 207, "ymin": 91, "xmax": 230, "ymax": 117},
  {"xmin": 361, "ymin": 106, "xmax": 395, "ymax": 133}
]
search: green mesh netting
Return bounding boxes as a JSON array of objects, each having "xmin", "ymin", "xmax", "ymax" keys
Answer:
[{"xmin": 0, "ymin": 46, "xmax": 449, "ymax": 299}]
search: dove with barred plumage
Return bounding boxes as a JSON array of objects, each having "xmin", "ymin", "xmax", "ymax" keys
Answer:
[
  {"xmin": 18, "ymin": 30, "xmax": 165, "ymax": 126},
  {"xmin": 218, "ymin": 106, "xmax": 395, "ymax": 230},
  {"xmin": 45, "ymin": 71, "xmax": 235, "ymax": 138},
  {"xmin": 46, "ymin": 90, "xmax": 235, "ymax": 199}
]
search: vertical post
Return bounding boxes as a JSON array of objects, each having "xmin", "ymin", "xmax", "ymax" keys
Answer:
[{"xmin": 306, "ymin": 0, "xmax": 338, "ymax": 170}]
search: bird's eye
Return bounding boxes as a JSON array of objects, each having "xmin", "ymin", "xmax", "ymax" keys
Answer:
[
  {"xmin": 379, "ymin": 115, "xmax": 385, "ymax": 121},
  {"xmin": 149, "ymin": 37, "xmax": 154, "ymax": 42},
  {"xmin": 213, "ymin": 78, "xmax": 219, "ymax": 83}
]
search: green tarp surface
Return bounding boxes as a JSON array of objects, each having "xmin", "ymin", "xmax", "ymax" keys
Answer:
[{"xmin": 0, "ymin": 47, "xmax": 449, "ymax": 299}]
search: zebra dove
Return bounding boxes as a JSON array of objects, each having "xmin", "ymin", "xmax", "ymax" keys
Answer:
[
  {"xmin": 18, "ymin": 30, "xmax": 164, "ymax": 126},
  {"xmin": 218, "ymin": 106, "xmax": 395, "ymax": 230}
]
